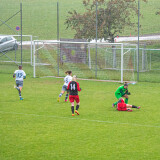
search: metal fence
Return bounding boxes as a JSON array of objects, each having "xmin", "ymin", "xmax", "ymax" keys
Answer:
[{"xmin": 1, "ymin": 1, "xmax": 160, "ymax": 39}]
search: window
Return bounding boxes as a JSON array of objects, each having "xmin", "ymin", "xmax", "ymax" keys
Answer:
[
  {"xmin": 1, "ymin": 38, "xmax": 7, "ymax": 43},
  {"xmin": 7, "ymin": 37, "xmax": 12, "ymax": 41}
]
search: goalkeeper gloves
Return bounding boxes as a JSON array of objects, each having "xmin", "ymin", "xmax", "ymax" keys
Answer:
[{"xmin": 125, "ymin": 89, "xmax": 131, "ymax": 95}]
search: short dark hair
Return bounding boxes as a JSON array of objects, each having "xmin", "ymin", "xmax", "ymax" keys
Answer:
[{"xmin": 19, "ymin": 65, "xmax": 22, "ymax": 69}]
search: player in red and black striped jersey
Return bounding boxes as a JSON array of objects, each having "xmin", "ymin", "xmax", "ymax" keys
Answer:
[{"xmin": 67, "ymin": 75, "xmax": 81, "ymax": 116}]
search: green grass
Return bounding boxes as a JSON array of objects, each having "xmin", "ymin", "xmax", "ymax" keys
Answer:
[
  {"xmin": 0, "ymin": 0, "xmax": 160, "ymax": 39},
  {"xmin": 1, "ymin": 1, "xmax": 160, "ymax": 158},
  {"xmin": 0, "ymin": 72, "xmax": 160, "ymax": 160}
]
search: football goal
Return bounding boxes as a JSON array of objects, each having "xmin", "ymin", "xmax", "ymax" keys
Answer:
[{"xmin": 33, "ymin": 40, "xmax": 137, "ymax": 83}]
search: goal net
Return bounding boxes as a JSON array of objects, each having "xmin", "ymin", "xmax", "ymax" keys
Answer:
[{"xmin": 33, "ymin": 40, "xmax": 137, "ymax": 83}]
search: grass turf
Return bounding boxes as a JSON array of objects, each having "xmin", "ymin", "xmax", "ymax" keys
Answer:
[
  {"xmin": 0, "ymin": 72, "xmax": 160, "ymax": 160},
  {"xmin": 1, "ymin": 0, "xmax": 160, "ymax": 158}
]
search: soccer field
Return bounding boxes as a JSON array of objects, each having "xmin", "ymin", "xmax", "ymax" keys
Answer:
[{"xmin": 0, "ymin": 72, "xmax": 160, "ymax": 160}]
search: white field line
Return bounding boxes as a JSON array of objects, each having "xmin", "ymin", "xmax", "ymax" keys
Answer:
[{"xmin": 0, "ymin": 111, "xmax": 160, "ymax": 129}]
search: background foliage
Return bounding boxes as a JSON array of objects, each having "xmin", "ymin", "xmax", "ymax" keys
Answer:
[{"xmin": 0, "ymin": 0, "xmax": 160, "ymax": 40}]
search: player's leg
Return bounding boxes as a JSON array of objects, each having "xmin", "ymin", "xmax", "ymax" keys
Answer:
[
  {"xmin": 69, "ymin": 95, "xmax": 75, "ymax": 116},
  {"xmin": 15, "ymin": 81, "xmax": 23, "ymax": 100},
  {"xmin": 14, "ymin": 85, "xmax": 19, "ymax": 91},
  {"xmin": 76, "ymin": 102, "xmax": 80, "ymax": 110},
  {"xmin": 126, "ymin": 104, "xmax": 140, "ymax": 109},
  {"xmin": 123, "ymin": 94, "xmax": 129, "ymax": 104},
  {"xmin": 75, "ymin": 96, "xmax": 80, "ymax": 115},
  {"xmin": 126, "ymin": 108, "xmax": 132, "ymax": 112},
  {"xmin": 57, "ymin": 86, "xmax": 65, "ymax": 102},
  {"xmin": 71, "ymin": 102, "xmax": 75, "ymax": 116},
  {"xmin": 65, "ymin": 90, "xmax": 69, "ymax": 102},
  {"xmin": 19, "ymin": 86, "xmax": 23, "ymax": 100},
  {"xmin": 14, "ymin": 80, "xmax": 20, "ymax": 91},
  {"xmin": 126, "ymin": 104, "xmax": 132, "ymax": 108},
  {"xmin": 125, "ymin": 104, "xmax": 132, "ymax": 111},
  {"xmin": 18, "ymin": 81, "xmax": 24, "ymax": 100},
  {"xmin": 113, "ymin": 93, "xmax": 121, "ymax": 107},
  {"xmin": 75, "ymin": 103, "xmax": 80, "ymax": 115},
  {"xmin": 59, "ymin": 90, "xmax": 65, "ymax": 97}
]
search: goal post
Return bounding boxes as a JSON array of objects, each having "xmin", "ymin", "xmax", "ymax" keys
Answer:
[{"xmin": 33, "ymin": 40, "xmax": 137, "ymax": 83}]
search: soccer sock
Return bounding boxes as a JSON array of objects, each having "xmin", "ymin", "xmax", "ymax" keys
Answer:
[
  {"xmin": 132, "ymin": 105, "xmax": 138, "ymax": 108},
  {"xmin": 59, "ymin": 93, "xmax": 63, "ymax": 97},
  {"xmin": 114, "ymin": 102, "xmax": 118, "ymax": 106},
  {"xmin": 71, "ymin": 106, "xmax": 74, "ymax": 114},
  {"xmin": 19, "ymin": 90, "xmax": 21, "ymax": 97},
  {"xmin": 125, "ymin": 98, "xmax": 128, "ymax": 104},
  {"xmin": 65, "ymin": 94, "xmax": 68, "ymax": 100},
  {"xmin": 16, "ymin": 87, "xmax": 19, "ymax": 91},
  {"xmin": 76, "ymin": 105, "xmax": 79, "ymax": 110}
]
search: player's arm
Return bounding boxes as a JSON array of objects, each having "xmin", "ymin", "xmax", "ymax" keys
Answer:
[
  {"xmin": 77, "ymin": 82, "xmax": 81, "ymax": 91},
  {"xmin": 23, "ymin": 74, "xmax": 26, "ymax": 79},
  {"xmin": 125, "ymin": 89, "xmax": 131, "ymax": 95},
  {"xmin": 13, "ymin": 70, "xmax": 16, "ymax": 78},
  {"xmin": 124, "ymin": 87, "xmax": 131, "ymax": 95},
  {"xmin": 120, "ymin": 88, "xmax": 124, "ymax": 96},
  {"xmin": 23, "ymin": 72, "xmax": 26, "ymax": 79},
  {"xmin": 67, "ymin": 82, "xmax": 71, "ymax": 90}
]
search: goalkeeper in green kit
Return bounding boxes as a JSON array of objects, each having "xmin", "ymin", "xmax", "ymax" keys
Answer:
[{"xmin": 112, "ymin": 82, "xmax": 131, "ymax": 108}]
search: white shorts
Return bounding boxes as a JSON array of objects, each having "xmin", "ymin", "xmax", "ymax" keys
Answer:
[
  {"xmin": 16, "ymin": 80, "xmax": 23, "ymax": 87},
  {"xmin": 62, "ymin": 85, "xmax": 67, "ymax": 91}
]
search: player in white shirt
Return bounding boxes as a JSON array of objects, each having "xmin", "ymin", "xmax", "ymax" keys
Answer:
[
  {"xmin": 57, "ymin": 71, "xmax": 72, "ymax": 102},
  {"xmin": 13, "ymin": 65, "xmax": 26, "ymax": 100}
]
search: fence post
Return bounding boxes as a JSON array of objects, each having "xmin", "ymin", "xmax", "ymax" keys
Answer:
[
  {"xmin": 57, "ymin": 2, "xmax": 59, "ymax": 76},
  {"xmin": 95, "ymin": 2, "xmax": 98, "ymax": 78},
  {"xmin": 142, "ymin": 44, "xmax": 146, "ymax": 71},
  {"xmin": 137, "ymin": 0, "xmax": 140, "ymax": 81},
  {"xmin": 121, "ymin": 43, "xmax": 124, "ymax": 83},
  {"xmin": 33, "ymin": 41, "xmax": 36, "ymax": 78},
  {"xmin": 20, "ymin": 2, "xmax": 22, "ymax": 65},
  {"xmin": 31, "ymin": 35, "xmax": 33, "ymax": 65}
]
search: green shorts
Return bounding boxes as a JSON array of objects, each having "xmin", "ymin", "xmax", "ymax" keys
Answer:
[{"xmin": 115, "ymin": 93, "xmax": 122, "ymax": 99}]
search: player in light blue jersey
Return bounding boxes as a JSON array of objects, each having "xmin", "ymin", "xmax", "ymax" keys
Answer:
[
  {"xmin": 57, "ymin": 71, "xmax": 72, "ymax": 102},
  {"xmin": 13, "ymin": 65, "xmax": 26, "ymax": 100}
]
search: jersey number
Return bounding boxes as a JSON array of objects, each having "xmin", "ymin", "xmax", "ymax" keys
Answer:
[
  {"xmin": 17, "ymin": 73, "xmax": 23, "ymax": 78},
  {"xmin": 70, "ymin": 84, "xmax": 75, "ymax": 90},
  {"xmin": 65, "ymin": 78, "xmax": 68, "ymax": 83}
]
